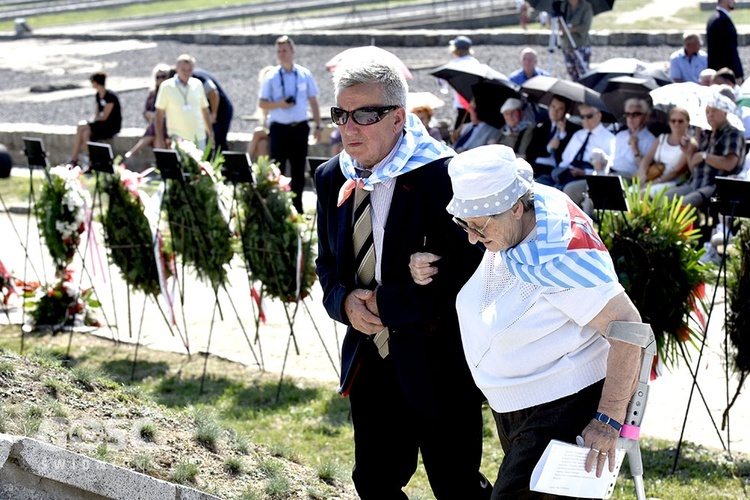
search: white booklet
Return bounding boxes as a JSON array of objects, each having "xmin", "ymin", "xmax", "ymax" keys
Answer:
[{"xmin": 530, "ymin": 439, "xmax": 625, "ymax": 499}]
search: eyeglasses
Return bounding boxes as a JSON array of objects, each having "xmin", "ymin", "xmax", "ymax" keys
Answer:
[
  {"xmin": 330, "ymin": 106, "xmax": 399, "ymax": 126},
  {"xmin": 670, "ymin": 118, "xmax": 686, "ymax": 124},
  {"xmin": 624, "ymin": 111, "xmax": 645, "ymax": 118},
  {"xmin": 580, "ymin": 112, "xmax": 597, "ymax": 120},
  {"xmin": 453, "ymin": 216, "xmax": 493, "ymax": 239}
]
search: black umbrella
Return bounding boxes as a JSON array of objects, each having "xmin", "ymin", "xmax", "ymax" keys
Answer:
[
  {"xmin": 521, "ymin": 75, "xmax": 610, "ymax": 118},
  {"xmin": 600, "ymin": 76, "xmax": 659, "ymax": 119},
  {"xmin": 527, "ymin": 0, "xmax": 615, "ymax": 16},
  {"xmin": 471, "ymin": 80, "xmax": 522, "ymax": 129},
  {"xmin": 430, "ymin": 59, "xmax": 512, "ymax": 104},
  {"xmin": 577, "ymin": 58, "xmax": 672, "ymax": 93}
]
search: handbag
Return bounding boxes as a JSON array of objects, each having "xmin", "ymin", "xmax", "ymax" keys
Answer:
[
  {"xmin": 646, "ymin": 135, "xmax": 666, "ymax": 181},
  {"xmin": 646, "ymin": 161, "xmax": 665, "ymax": 181}
]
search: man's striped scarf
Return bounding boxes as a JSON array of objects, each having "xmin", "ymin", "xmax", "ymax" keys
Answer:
[
  {"xmin": 339, "ymin": 113, "xmax": 454, "ymax": 188},
  {"xmin": 502, "ymin": 184, "xmax": 618, "ymax": 289}
]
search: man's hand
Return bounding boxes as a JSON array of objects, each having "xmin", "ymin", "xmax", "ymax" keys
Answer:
[
  {"xmin": 344, "ymin": 289, "xmax": 384, "ymax": 335},
  {"xmin": 409, "ymin": 252, "xmax": 442, "ymax": 285}
]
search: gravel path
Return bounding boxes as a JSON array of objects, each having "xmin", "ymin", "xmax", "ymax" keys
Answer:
[{"xmin": 3, "ymin": 37, "xmax": 748, "ymax": 135}]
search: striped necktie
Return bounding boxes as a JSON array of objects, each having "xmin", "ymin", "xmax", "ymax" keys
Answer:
[{"xmin": 352, "ymin": 181, "xmax": 389, "ymax": 358}]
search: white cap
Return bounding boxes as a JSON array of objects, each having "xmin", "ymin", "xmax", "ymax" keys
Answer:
[
  {"xmin": 500, "ymin": 98, "xmax": 523, "ymax": 114},
  {"xmin": 446, "ymin": 145, "xmax": 533, "ymax": 218}
]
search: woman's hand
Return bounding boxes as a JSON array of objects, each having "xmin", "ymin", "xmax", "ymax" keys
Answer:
[
  {"xmin": 581, "ymin": 419, "xmax": 620, "ymax": 477},
  {"xmin": 409, "ymin": 252, "xmax": 441, "ymax": 285}
]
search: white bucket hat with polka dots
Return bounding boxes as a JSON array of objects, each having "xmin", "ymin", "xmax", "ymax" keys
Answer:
[{"xmin": 446, "ymin": 144, "xmax": 534, "ymax": 218}]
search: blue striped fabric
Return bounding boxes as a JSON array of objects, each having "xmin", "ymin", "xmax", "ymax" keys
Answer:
[
  {"xmin": 503, "ymin": 185, "xmax": 618, "ymax": 289},
  {"xmin": 339, "ymin": 113, "xmax": 454, "ymax": 186}
]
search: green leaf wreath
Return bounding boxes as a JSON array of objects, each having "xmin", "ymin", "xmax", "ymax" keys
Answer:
[
  {"xmin": 236, "ymin": 156, "xmax": 316, "ymax": 303},
  {"xmin": 101, "ymin": 168, "xmax": 174, "ymax": 297},
  {"xmin": 725, "ymin": 220, "xmax": 750, "ymax": 422},
  {"xmin": 598, "ymin": 181, "xmax": 713, "ymax": 369},
  {"xmin": 162, "ymin": 141, "xmax": 234, "ymax": 288}
]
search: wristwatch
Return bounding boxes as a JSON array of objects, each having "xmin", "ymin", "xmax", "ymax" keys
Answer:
[{"xmin": 702, "ymin": 151, "xmax": 708, "ymax": 161}]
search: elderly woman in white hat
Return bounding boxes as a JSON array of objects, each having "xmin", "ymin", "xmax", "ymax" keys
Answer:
[{"xmin": 409, "ymin": 144, "xmax": 643, "ymax": 497}]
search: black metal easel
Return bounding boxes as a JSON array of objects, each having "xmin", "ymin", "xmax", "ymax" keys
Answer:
[{"xmin": 672, "ymin": 177, "xmax": 750, "ymax": 472}]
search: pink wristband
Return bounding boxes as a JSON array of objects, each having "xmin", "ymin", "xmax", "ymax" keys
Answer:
[{"xmin": 620, "ymin": 424, "xmax": 640, "ymax": 440}]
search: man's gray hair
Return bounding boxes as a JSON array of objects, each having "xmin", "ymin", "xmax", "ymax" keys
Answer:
[
  {"xmin": 519, "ymin": 189, "xmax": 535, "ymax": 212},
  {"xmin": 624, "ymin": 97, "xmax": 650, "ymax": 114},
  {"xmin": 333, "ymin": 58, "xmax": 408, "ymax": 108}
]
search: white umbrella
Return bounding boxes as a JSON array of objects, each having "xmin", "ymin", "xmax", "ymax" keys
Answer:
[
  {"xmin": 650, "ymin": 82, "xmax": 745, "ymax": 132},
  {"xmin": 406, "ymin": 91, "xmax": 445, "ymax": 111}
]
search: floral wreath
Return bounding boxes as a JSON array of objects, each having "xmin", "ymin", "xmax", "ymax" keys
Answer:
[
  {"xmin": 29, "ymin": 165, "xmax": 100, "ymax": 329},
  {"xmin": 35, "ymin": 165, "xmax": 90, "ymax": 271},
  {"xmin": 236, "ymin": 156, "xmax": 316, "ymax": 303},
  {"xmin": 599, "ymin": 181, "xmax": 712, "ymax": 372},
  {"xmin": 162, "ymin": 140, "xmax": 234, "ymax": 288},
  {"xmin": 101, "ymin": 167, "xmax": 174, "ymax": 298}
]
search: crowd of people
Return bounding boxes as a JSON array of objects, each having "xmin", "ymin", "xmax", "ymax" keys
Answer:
[
  {"xmin": 312, "ymin": 3, "xmax": 748, "ymax": 498},
  {"xmin": 55, "ymin": 1, "xmax": 750, "ymax": 498}
]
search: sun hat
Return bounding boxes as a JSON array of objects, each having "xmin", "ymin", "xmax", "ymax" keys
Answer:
[
  {"xmin": 446, "ymin": 145, "xmax": 533, "ymax": 218},
  {"xmin": 500, "ymin": 98, "xmax": 523, "ymax": 114},
  {"xmin": 705, "ymin": 88, "xmax": 737, "ymax": 114}
]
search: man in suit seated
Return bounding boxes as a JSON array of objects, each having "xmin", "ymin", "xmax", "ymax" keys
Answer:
[
  {"xmin": 453, "ymin": 97, "xmax": 503, "ymax": 153},
  {"xmin": 525, "ymin": 95, "xmax": 581, "ymax": 178},
  {"xmin": 536, "ymin": 104, "xmax": 614, "ymax": 196}
]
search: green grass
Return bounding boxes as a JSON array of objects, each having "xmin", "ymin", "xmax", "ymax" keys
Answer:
[
  {"xmin": 0, "ymin": 326, "xmax": 748, "ymax": 498},
  {"xmin": 170, "ymin": 460, "xmax": 199, "ymax": 485}
]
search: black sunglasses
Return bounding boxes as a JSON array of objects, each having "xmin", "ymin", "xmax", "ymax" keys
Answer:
[
  {"xmin": 330, "ymin": 106, "xmax": 399, "ymax": 126},
  {"xmin": 624, "ymin": 111, "xmax": 645, "ymax": 118},
  {"xmin": 580, "ymin": 112, "xmax": 597, "ymax": 120},
  {"xmin": 453, "ymin": 216, "xmax": 493, "ymax": 239}
]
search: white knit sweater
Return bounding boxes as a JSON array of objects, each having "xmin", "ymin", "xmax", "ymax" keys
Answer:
[{"xmin": 456, "ymin": 236, "xmax": 623, "ymax": 413}]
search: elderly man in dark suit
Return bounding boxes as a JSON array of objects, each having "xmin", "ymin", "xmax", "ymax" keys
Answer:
[
  {"xmin": 706, "ymin": 0, "xmax": 743, "ymax": 84},
  {"xmin": 315, "ymin": 53, "xmax": 491, "ymax": 499}
]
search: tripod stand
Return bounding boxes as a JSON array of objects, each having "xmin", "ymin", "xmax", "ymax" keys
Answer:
[{"xmin": 546, "ymin": 0, "xmax": 588, "ymax": 78}]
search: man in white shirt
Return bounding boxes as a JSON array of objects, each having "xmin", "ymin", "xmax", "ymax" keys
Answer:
[
  {"xmin": 446, "ymin": 36, "xmax": 479, "ymax": 141},
  {"xmin": 608, "ymin": 98, "xmax": 656, "ymax": 178},
  {"xmin": 541, "ymin": 105, "xmax": 614, "ymax": 191}
]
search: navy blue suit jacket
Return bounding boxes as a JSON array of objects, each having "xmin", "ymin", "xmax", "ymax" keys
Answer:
[
  {"xmin": 706, "ymin": 9, "xmax": 743, "ymax": 79},
  {"xmin": 314, "ymin": 156, "xmax": 483, "ymax": 410}
]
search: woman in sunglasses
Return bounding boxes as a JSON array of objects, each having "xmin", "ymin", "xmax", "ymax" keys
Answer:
[
  {"xmin": 636, "ymin": 106, "xmax": 691, "ymax": 197},
  {"xmin": 410, "ymin": 144, "xmax": 643, "ymax": 497},
  {"xmin": 124, "ymin": 63, "xmax": 170, "ymax": 161}
]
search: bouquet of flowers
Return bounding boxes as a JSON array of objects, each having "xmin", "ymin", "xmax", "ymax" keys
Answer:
[
  {"xmin": 26, "ymin": 269, "xmax": 100, "ymax": 329},
  {"xmin": 162, "ymin": 140, "xmax": 234, "ymax": 288},
  {"xmin": 598, "ymin": 181, "xmax": 712, "ymax": 370},
  {"xmin": 237, "ymin": 156, "xmax": 316, "ymax": 303},
  {"xmin": 101, "ymin": 167, "xmax": 174, "ymax": 297},
  {"xmin": 35, "ymin": 165, "xmax": 91, "ymax": 271}
]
